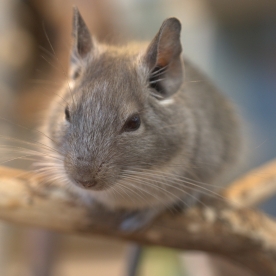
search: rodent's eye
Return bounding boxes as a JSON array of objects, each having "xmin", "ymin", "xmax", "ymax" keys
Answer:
[
  {"xmin": 65, "ymin": 106, "xmax": 70, "ymax": 122},
  {"xmin": 72, "ymin": 69, "xmax": 81, "ymax": 79},
  {"xmin": 123, "ymin": 114, "xmax": 141, "ymax": 132}
]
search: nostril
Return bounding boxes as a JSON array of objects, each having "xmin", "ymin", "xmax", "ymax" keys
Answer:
[{"xmin": 77, "ymin": 156, "xmax": 85, "ymax": 161}]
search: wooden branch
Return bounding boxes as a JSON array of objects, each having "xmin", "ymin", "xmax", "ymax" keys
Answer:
[
  {"xmin": 223, "ymin": 159, "xmax": 276, "ymax": 207},
  {"xmin": 0, "ymin": 163, "xmax": 276, "ymax": 275}
]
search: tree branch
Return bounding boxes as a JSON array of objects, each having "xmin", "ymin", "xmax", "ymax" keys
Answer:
[
  {"xmin": 223, "ymin": 160, "xmax": 276, "ymax": 207},
  {"xmin": 0, "ymin": 163, "xmax": 276, "ymax": 275}
]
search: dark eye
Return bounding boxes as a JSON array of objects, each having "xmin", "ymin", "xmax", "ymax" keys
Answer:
[
  {"xmin": 65, "ymin": 106, "xmax": 70, "ymax": 122},
  {"xmin": 123, "ymin": 114, "xmax": 141, "ymax": 132},
  {"xmin": 73, "ymin": 69, "xmax": 81, "ymax": 79}
]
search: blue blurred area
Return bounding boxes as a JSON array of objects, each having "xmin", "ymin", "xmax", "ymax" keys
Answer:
[
  {"xmin": 212, "ymin": 22, "xmax": 276, "ymax": 168},
  {"xmin": 212, "ymin": 22, "xmax": 276, "ymax": 215}
]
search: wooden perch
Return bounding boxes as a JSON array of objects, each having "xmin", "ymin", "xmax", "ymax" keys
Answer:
[
  {"xmin": 0, "ymin": 162, "xmax": 276, "ymax": 276},
  {"xmin": 223, "ymin": 159, "xmax": 276, "ymax": 207}
]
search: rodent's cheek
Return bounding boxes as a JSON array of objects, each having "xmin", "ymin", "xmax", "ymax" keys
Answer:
[
  {"xmin": 56, "ymin": 122, "xmax": 66, "ymax": 135},
  {"xmin": 50, "ymin": 122, "xmax": 69, "ymax": 148},
  {"xmin": 63, "ymin": 120, "xmax": 70, "ymax": 126}
]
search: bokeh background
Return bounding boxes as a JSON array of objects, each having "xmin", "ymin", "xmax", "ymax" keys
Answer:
[{"xmin": 0, "ymin": 0, "xmax": 275, "ymax": 275}]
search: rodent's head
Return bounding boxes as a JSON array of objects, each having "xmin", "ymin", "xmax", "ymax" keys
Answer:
[{"xmin": 45, "ymin": 8, "xmax": 186, "ymax": 192}]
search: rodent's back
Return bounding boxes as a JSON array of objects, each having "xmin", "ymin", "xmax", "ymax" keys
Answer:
[{"xmin": 179, "ymin": 59, "xmax": 240, "ymax": 184}]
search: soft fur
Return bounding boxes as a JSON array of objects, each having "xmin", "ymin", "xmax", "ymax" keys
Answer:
[{"xmin": 40, "ymin": 8, "xmax": 240, "ymax": 217}]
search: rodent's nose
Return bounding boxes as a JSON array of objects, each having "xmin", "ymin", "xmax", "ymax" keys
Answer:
[{"xmin": 76, "ymin": 180, "xmax": 97, "ymax": 189}]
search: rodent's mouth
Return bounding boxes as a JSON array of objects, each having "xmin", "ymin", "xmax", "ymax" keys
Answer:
[
  {"xmin": 75, "ymin": 180, "xmax": 97, "ymax": 189},
  {"xmin": 70, "ymin": 177, "xmax": 110, "ymax": 191}
]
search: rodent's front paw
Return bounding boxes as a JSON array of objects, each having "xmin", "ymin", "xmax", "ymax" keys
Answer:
[{"xmin": 120, "ymin": 209, "xmax": 161, "ymax": 232}]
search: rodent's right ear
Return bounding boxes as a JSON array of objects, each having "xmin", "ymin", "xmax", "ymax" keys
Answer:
[
  {"xmin": 142, "ymin": 18, "xmax": 184, "ymax": 97},
  {"xmin": 71, "ymin": 7, "xmax": 93, "ymax": 60}
]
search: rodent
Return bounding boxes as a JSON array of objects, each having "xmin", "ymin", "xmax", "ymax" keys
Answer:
[{"xmin": 40, "ymin": 7, "xmax": 240, "ymax": 231}]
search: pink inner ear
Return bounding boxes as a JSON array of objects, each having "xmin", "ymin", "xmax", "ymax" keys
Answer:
[
  {"xmin": 157, "ymin": 48, "xmax": 174, "ymax": 68},
  {"xmin": 145, "ymin": 18, "xmax": 182, "ymax": 70},
  {"xmin": 156, "ymin": 27, "xmax": 182, "ymax": 67}
]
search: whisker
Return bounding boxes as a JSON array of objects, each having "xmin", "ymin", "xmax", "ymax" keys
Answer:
[
  {"xmin": 121, "ymin": 173, "xmax": 193, "ymax": 208},
  {"xmin": 42, "ymin": 22, "xmax": 56, "ymax": 56},
  {"xmin": 149, "ymin": 78, "xmax": 165, "ymax": 84},
  {"xmin": 151, "ymin": 65, "xmax": 169, "ymax": 77},
  {"xmin": 119, "ymin": 180, "xmax": 155, "ymax": 205},
  {"xmin": 0, "ymin": 154, "xmax": 41, "ymax": 166},
  {"xmin": 0, "ymin": 134, "xmax": 61, "ymax": 156},
  {"xmin": 124, "ymin": 169, "xmax": 227, "ymax": 201},
  {"xmin": 122, "ymin": 171, "xmax": 217, "ymax": 207},
  {"xmin": 41, "ymin": 23, "xmax": 76, "ymax": 107},
  {"xmin": 28, "ymin": 79, "xmax": 60, "ymax": 86}
]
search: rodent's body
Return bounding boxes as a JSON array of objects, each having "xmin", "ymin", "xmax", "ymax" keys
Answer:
[
  {"xmin": 40, "ymin": 9, "xmax": 240, "ymax": 228},
  {"xmin": 83, "ymin": 58, "xmax": 239, "ymax": 211}
]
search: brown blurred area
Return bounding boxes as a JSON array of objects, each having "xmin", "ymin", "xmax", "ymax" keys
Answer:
[
  {"xmin": 0, "ymin": 1, "xmax": 129, "ymax": 276},
  {"xmin": 14, "ymin": 0, "xmax": 125, "ymax": 125},
  {"xmin": 208, "ymin": 0, "xmax": 276, "ymax": 25}
]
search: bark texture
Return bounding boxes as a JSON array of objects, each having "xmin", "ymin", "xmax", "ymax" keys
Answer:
[{"xmin": 0, "ymin": 162, "xmax": 276, "ymax": 276}]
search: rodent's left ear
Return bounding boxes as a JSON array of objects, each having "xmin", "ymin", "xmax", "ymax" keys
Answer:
[
  {"xmin": 143, "ymin": 18, "xmax": 184, "ymax": 97},
  {"xmin": 72, "ymin": 7, "xmax": 93, "ymax": 60}
]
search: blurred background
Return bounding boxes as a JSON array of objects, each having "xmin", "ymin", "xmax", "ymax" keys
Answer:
[{"xmin": 0, "ymin": 0, "xmax": 276, "ymax": 275}]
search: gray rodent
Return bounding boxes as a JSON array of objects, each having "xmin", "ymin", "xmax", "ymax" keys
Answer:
[{"xmin": 40, "ymin": 8, "xmax": 240, "ymax": 231}]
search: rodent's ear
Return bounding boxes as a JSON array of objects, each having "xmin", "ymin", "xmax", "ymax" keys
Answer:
[
  {"xmin": 72, "ymin": 7, "xmax": 93, "ymax": 60},
  {"xmin": 143, "ymin": 18, "xmax": 184, "ymax": 97}
]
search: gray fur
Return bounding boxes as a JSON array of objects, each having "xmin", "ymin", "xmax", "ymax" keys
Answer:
[{"xmin": 40, "ymin": 9, "xmax": 240, "ymax": 226}]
